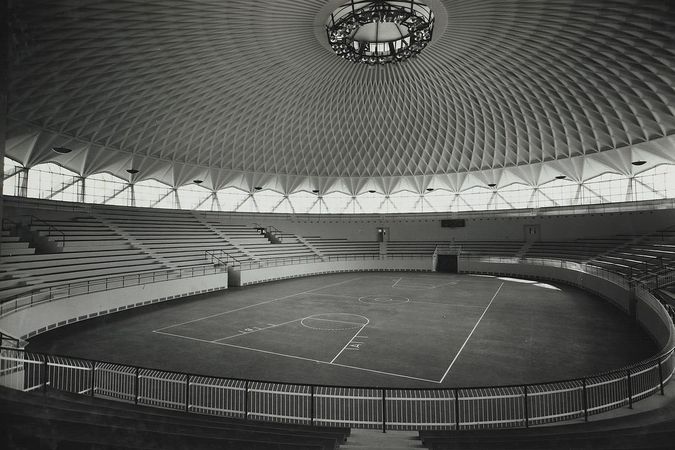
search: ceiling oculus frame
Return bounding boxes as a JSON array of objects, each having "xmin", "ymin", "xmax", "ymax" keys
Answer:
[{"xmin": 326, "ymin": 0, "xmax": 434, "ymax": 64}]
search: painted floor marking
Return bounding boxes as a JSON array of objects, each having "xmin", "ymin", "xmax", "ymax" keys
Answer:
[
  {"xmin": 412, "ymin": 299, "xmax": 484, "ymax": 308},
  {"xmin": 303, "ymin": 317, "xmax": 367, "ymax": 326},
  {"xmin": 329, "ymin": 318, "xmax": 370, "ymax": 364},
  {"xmin": 212, "ymin": 317, "xmax": 304, "ymax": 342},
  {"xmin": 312, "ymin": 293, "xmax": 358, "ymax": 300},
  {"xmin": 439, "ymin": 282, "xmax": 504, "ymax": 383},
  {"xmin": 154, "ymin": 276, "xmax": 362, "ymax": 332},
  {"xmin": 392, "ymin": 277, "xmax": 403, "ymax": 288},
  {"xmin": 153, "ymin": 328, "xmax": 438, "ymax": 383}
]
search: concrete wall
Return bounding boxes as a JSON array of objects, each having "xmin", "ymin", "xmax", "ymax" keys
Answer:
[
  {"xmin": 230, "ymin": 258, "xmax": 432, "ymax": 286},
  {"xmin": 0, "ymin": 272, "xmax": 228, "ymax": 341}
]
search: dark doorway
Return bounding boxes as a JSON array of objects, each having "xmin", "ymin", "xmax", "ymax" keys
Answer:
[
  {"xmin": 377, "ymin": 227, "xmax": 389, "ymax": 242},
  {"xmin": 436, "ymin": 254, "xmax": 458, "ymax": 273}
]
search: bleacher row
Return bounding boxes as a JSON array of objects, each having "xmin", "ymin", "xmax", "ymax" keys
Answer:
[
  {"xmin": 1, "ymin": 203, "xmax": 674, "ymax": 303},
  {"xmin": 0, "ymin": 386, "xmax": 349, "ymax": 450},
  {"xmin": 2, "ymin": 202, "xmax": 675, "ymax": 449}
]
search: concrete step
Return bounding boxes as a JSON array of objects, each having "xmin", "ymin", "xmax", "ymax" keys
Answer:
[
  {"xmin": 1, "ymin": 247, "xmax": 35, "ymax": 257},
  {"xmin": 341, "ymin": 430, "xmax": 423, "ymax": 449}
]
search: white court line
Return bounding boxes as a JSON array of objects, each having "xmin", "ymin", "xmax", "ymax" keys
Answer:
[
  {"xmin": 154, "ymin": 276, "xmax": 362, "ymax": 332},
  {"xmin": 305, "ymin": 317, "xmax": 368, "ymax": 326},
  {"xmin": 412, "ymin": 299, "xmax": 484, "ymax": 308},
  {"xmin": 329, "ymin": 319, "xmax": 370, "ymax": 364},
  {"xmin": 312, "ymin": 293, "xmax": 359, "ymax": 300},
  {"xmin": 154, "ymin": 329, "xmax": 438, "ymax": 383},
  {"xmin": 212, "ymin": 318, "xmax": 303, "ymax": 342},
  {"xmin": 439, "ymin": 282, "xmax": 504, "ymax": 383},
  {"xmin": 330, "ymin": 362, "xmax": 439, "ymax": 383}
]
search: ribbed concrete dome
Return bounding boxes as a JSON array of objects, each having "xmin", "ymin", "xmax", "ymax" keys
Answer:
[{"xmin": 5, "ymin": 0, "xmax": 675, "ymax": 193}]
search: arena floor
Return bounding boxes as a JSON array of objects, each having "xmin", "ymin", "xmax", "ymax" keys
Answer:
[{"xmin": 28, "ymin": 272, "xmax": 657, "ymax": 388}]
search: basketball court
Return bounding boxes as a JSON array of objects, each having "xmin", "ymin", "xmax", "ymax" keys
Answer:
[{"xmin": 28, "ymin": 272, "xmax": 658, "ymax": 388}]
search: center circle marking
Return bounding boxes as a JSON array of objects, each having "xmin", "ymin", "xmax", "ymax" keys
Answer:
[{"xmin": 301, "ymin": 313, "xmax": 369, "ymax": 331}]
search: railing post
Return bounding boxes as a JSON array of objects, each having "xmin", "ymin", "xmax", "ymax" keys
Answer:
[
  {"xmin": 658, "ymin": 359, "xmax": 665, "ymax": 395},
  {"xmin": 185, "ymin": 374, "xmax": 190, "ymax": 412},
  {"xmin": 244, "ymin": 381, "xmax": 249, "ymax": 420},
  {"xmin": 382, "ymin": 388, "xmax": 387, "ymax": 433},
  {"xmin": 582, "ymin": 378, "xmax": 588, "ymax": 422},
  {"xmin": 134, "ymin": 367, "xmax": 140, "ymax": 405},
  {"xmin": 454, "ymin": 388, "xmax": 460, "ymax": 430},
  {"xmin": 523, "ymin": 385, "xmax": 529, "ymax": 428},
  {"xmin": 310, "ymin": 385, "xmax": 315, "ymax": 426},
  {"xmin": 43, "ymin": 357, "xmax": 48, "ymax": 393},
  {"xmin": 627, "ymin": 370, "xmax": 633, "ymax": 408},
  {"xmin": 90, "ymin": 362, "xmax": 96, "ymax": 397}
]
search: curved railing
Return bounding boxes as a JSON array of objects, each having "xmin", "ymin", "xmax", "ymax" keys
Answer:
[
  {"xmin": 0, "ymin": 265, "xmax": 225, "ymax": 317},
  {"xmin": 236, "ymin": 253, "xmax": 430, "ymax": 271},
  {"xmin": 1, "ymin": 344, "xmax": 673, "ymax": 431},
  {"xmin": 1, "ymin": 255, "xmax": 674, "ymax": 430}
]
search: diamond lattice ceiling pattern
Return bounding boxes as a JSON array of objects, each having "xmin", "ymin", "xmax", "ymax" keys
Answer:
[{"xmin": 5, "ymin": 0, "xmax": 675, "ymax": 194}]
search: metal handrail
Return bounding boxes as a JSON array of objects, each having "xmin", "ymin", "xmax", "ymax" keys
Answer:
[
  {"xmin": 234, "ymin": 253, "xmax": 431, "ymax": 271},
  {"xmin": 252, "ymin": 223, "xmax": 283, "ymax": 242},
  {"xmin": 204, "ymin": 249, "xmax": 241, "ymax": 267},
  {"xmin": 14, "ymin": 214, "xmax": 66, "ymax": 246},
  {"xmin": 1, "ymin": 344, "xmax": 672, "ymax": 431},
  {"xmin": 1, "ymin": 253, "xmax": 674, "ymax": 430},
  {"xmin": 0, "ymin": 264, "xmax": 224, "ymax": 317},
  {"xmin": 0, "ymin": 331, "xmax": 21, "ymax": 349}
]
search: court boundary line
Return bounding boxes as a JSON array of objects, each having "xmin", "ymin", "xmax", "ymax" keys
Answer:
[
  {"xmin": 154, "ymin": 276, "xmax": 363, "ymax": 332},
  {"xmin": 439, "ymin": 282, "xmax": 504, "ymax": 383},
  {"xmin": 153, "ymin": 328, "xmax": 439, "ymax": 383},
  {"xmin": 212, "ymin": 317, "xmax": 304, "ymax": 342},
  {"xmin": 329, "ymin": 319, "xmax": 370, "ymax": 364}
]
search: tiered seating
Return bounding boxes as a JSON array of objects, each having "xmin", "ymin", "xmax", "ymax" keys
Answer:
[
  {"xmin": 387, "ymin": 241, "xmax": 438, "ymax": 256},
  {"xmin": 0, "ymin": 386, "xmax": 349, "ymax": 450},
  {"xmin": 204, "ymin": 220, "xmax": 319, "ymax": 262},
  {"xmin": 245, "ymin": 234, "xmax": 319, "ymax": 261},
  {"xmin": 387, "ymin": 240, "xmax": 523, "ymax": 257},
  {"xmin": 418, "ymin": 411, "xmax": 675, "ymax": 449},
  {"xmin": 304, "ymin": 237, "xmax": 380, "ymax": 257},
  {"xmin": 206, "ymin": 222, "xmax": 268, "ymax": 244},
  {"xmin": 0, "ymin": 229, "xmax": 35, "ymax": 256},
  {"xmin": 589, "ymin": 228, "xmax": 675, "ymax": 279},
  {"xmin": 0, "ymin": 210, "xmax": 164, "ymax": 302},
  {"xmin": 97, "ymin": 208, "xmax": 251, "ymax": 268},
  {"xmin": 524, "ymin": 237, "xmax": 630, "ymax": 262},
  {"xmin": 455, "ymin": 241, "xmax": 523, "ymax": 256}
]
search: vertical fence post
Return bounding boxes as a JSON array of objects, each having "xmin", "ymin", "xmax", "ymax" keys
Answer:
[
  {"xmin": 523, "ymin": 386, "xmax": 529, "ymax": 428},
  {"xmin": 310, "ymin": 385, "xmax": 315, "ymax": 427},
  {"xmin": 244, "ymin": 381, "xmax": 249, "ymax": 420},
  {"xmin": 454, "ymin": 388, "xmax": 460, "ymax": 430},
  {"xmin": 382, "ymin": 389, "xmax": 387, "ymax": 433},
  {"xmin": 134, "ymin": 367, "xmax": 140, "ymax": 405},
  {"xmin": 627, "ymin": 370, "xmax": 633, "ymax": 409},
  {"xmin": 90, "ymin": 362, "xmax": 96, "ymax": 397},
  {"xmin": 185, "ymin": 375, "xmax": 190, "ymax": 412},
  {"xmin": 43, "ymin": 357, "xmax": 48, "ymax": 394},
  {"xmin": 658, "ymin": 360, "xmax": 665, "ymax": 395},
  {"xmin": 582, "ymin": 378, "xmax": 588, "ymax": 422}
]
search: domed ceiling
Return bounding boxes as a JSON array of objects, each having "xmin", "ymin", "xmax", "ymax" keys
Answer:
[{"xmin": 4, "ymin": 0, "xmax": 675, "ymax": 194}]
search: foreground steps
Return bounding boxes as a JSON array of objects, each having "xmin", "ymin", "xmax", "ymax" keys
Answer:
[{"xmin": 0, "ymin": 386, "xmax": 349, "ymax": 450}]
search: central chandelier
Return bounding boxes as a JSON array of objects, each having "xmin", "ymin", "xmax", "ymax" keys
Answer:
[{"xmin": 326, "ymin": 0, "xmax": 435, "ymax": 64}]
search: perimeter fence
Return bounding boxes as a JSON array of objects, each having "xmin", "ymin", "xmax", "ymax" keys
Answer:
[{"xmin": 1, "ymin": 345, "xmax": 673, "ymax": 431}]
